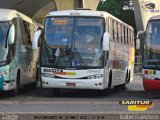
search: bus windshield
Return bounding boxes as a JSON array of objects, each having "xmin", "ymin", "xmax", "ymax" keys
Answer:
[
  {"xmin": 42, "ymin": 17, "xmax": 104, "ymax": 68},
  {"xmin": 143, "ymin": 21, "xmax": 160, "ymax": 68},
  {"xmin": 0, "ymin": 22, "xmax": 10, "ymax": 66}
]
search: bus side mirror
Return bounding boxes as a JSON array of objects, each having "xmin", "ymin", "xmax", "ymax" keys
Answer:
[
  {"xmin": 8, "ymin": 24, "xmax": 15, "ymax": 45},
  {"xmin": 103, "ymin": 32, "xmax": 110, "ymax": 51},
  {"xmin": 32, "ymin": 30, "xmax": 42, "ymax": 50},
  {"xmin": 136, "ymin": 31, "xmax": 145, "ymax": 50},
  {"xmin": 136, "ymin": 38, "xmax": 140, "ymax": 50}
]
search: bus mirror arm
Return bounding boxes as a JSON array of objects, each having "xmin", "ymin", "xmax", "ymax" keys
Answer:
[
  {"xmin": 32, "ymin": 30, "xmax": 42, "ymax": 50},
  {"xmin": 103, "ymin": 32, "xmax": 110, "ymax": 51}
]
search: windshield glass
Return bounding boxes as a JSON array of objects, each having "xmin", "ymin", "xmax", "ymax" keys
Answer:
[
  {"xmin": 143, "ymin": 21, "xmax": 160, "ymax": 68},
  {"xmin": 0, "ymin": 22, "xmax": 10, "ymax": 66},
  {"xmin": 42, "ymin": 17, "xmax": 104, "ymax": 68},
  {"xmin": 45, "ymin": 18, "xmax": 72, "ymax": 46}
]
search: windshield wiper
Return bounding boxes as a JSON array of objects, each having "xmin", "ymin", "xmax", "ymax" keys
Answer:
[
  {"xmin": 54, "ymin": 47, "xmax": 71, "ymax": 67},
  {"xmin": 54, "ymin": 54, "xmax": 63, "ymax": 67}
]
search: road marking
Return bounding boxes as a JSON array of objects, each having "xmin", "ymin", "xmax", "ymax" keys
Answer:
[
  {"xmin": 0, "ymin": 111, "xmax": 160, "ymax": 114},
  {"xmin": 0, "ymin": 100, "xmax": 159, "ymax": 105},
  {"xmin": 0, "ymin": 101, "xmax": 119, "ymax": 104}
]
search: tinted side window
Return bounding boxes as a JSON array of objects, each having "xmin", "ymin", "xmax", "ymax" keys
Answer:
[
  {"xmin": 118, "ymin": 24, "xmax": 121, "ymax": 43},
  {"xmin": 128, "ymin": 29, "xmax": 130, "ymax": 45},
  {"xmin": 112, "ymin": 20, "xmax": 115, "ymax": 41},
  {"xmin": 125, "ymin": 27, "xmax": 128, "ymax": 44},
  {"xmin": 121, "ymin": 25, "xmax": 124, "ymax": 43},
  {"xmin": 114, "ymin": 21, "xmax": 118, "ymax": 42},
  {"xmin": 19, "ymin": 19, "xmax": 32, "ymax": 46}
]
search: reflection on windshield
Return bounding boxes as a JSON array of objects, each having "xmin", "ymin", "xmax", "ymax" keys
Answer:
[
  {"xmin": 143, "ymin": 21, "xmax": 160, "ymax": 68},
  {"xmin": 45, "ymin": 18, "xmax": 72, "ymax": 46},
  {"xmin": 42, "ymin": 17, "xmax": 104, "ymax": 68},
  {"xmin": 0, "ymin": 22, "xmax": 10, "ymax": 66}
]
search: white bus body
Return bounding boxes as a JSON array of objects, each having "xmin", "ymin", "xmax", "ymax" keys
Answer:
[
  {"xmin": 0, "ymin": 9, "xmax": 41, "ymax": 96},
  {"xmin": 33, "ymin": 10, "xmax": 135, "ymax": 95}
]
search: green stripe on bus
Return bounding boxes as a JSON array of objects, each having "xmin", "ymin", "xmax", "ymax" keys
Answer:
[{"xmin": 0, "ymin": 77, "xmax": 4, "ymax": 91}]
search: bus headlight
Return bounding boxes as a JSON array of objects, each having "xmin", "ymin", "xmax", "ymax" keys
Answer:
[
  {"xmin": 0, "ymin": 71, "xmax": 9, "ymax": 78},
  {"xmin": 144, "ymin": 74, "xmax": 156, "ymax": 80},
  {"xmin": 41, "ymin": 73, "xmax": 55, "ymax": 78},
  {"xmin": 87, "ymin": 74, "xmax": 103, "ymax": 79}
]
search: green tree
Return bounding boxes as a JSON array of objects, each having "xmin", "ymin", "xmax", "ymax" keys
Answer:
[{"xmin": 97, "ymin": 0, "xmax": 136, "ymax": 33}]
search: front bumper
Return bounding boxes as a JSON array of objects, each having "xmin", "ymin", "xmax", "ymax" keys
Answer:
[
  {"xmin": 0, "ymin": 78, "xmax": 15, "ymax": 91},
  {"xmin": 143, "ymin": 78, "xmax": 160, "ymax": 90},
  {"xmin": 41, "ymin": 77, "xmax": 105, "ymax": 90}
]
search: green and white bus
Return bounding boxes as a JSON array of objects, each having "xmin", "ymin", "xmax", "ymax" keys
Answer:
[
  {"xmin": 32, "ymin": 10, "xmax": 135, "ymax": 96},
  {"xmin": 0, "ymin": 9, "xmax": 41, "ymax": 96}
]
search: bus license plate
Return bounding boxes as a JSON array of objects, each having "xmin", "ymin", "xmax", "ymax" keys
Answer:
[{"xmin": 66, "ymin": 82, "xmax": 76, "ymax": 87}]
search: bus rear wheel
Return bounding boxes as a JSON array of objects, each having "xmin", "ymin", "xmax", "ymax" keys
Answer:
[
  {"xmin": 29, "ymin": 69, "xmax": 39, "ymax": 89},
  {"xmin": 108, "ymin": 71, "xmax": 112, "ymax": 88},
  {"xmin": 114, "ymin": 72, "xmax": 129, "ymax": 90},
  {"xmin": 121, "ymin": 72, "xmax": 130, "ymax": 90},
  {"xmin": 114, "ymin": 82, "xmax": 127, "ymax": 90}
]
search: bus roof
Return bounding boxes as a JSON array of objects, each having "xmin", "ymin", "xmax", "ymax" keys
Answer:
[
  {"xmin": 0, "ymin": 8, "xmax": 33, "ymax": 23},
  {"xmin": 46, "ymin": 10, "xmax": 133, "ymax": 30},
  {"xmin": 149, "ymin": 15, "xmax": 160, "ymax": 21}
]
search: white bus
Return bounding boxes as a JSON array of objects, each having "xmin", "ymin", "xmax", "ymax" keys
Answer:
[
  {"xmin": 32, "ymin": 10, "xmax": 135, "ymax": 96},
  {"xmin": 0, "ymin": 9, "xmax": 41, "ymax": 96}
]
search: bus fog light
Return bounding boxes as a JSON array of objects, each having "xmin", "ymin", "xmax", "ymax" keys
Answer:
[
  {"xmin": 144, "ymin": 74, "xmax": 155, "ymax": 80},
  {"xmin": 99, "ymin": 83, "xmax": 102, "ymax": 86}
]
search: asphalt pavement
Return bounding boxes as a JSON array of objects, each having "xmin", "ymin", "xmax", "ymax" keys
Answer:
[{"xmin": 0, "ymin": 75, "xmax": 160, "ymax": 120}]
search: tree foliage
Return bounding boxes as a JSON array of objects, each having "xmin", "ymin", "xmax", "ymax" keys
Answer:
[{"xmin": 97, "ymin": 0, "xmax": 136, "ymax": 33}]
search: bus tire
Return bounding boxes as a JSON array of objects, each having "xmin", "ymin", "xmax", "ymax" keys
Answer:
[
  {"xmin": 108, "ymin": 71, "xmax": 112, "ymax": 88},
  {"xmin": 127, "ymin": 70, "xmax": 130, "ymax": 84},
  {"xmin": 36, "ymin": 67, "xmax": 39, "ymax": 85},
  {"xmin": 30, "ymin": 68, "xmax": 39, "ymax": 89},
  {"xmin": 7, "ymin": 71, "xmax": 20, "ymax": 97},
  {"xmin": 114, "ymin": 70, "xmax": 129, "ymax": 90},
  {"xmin": 30, "ymin": 81, "xmax": 37, "ymax": 89},
  {"xmin": 120, "ymin": 71, "xmax": 129, "ymax": 90},
  {"xmin": 14, "ymin": 71, "xmax": 20, "ymax": 95},
  {"xmin": 52, "ymin": 88, "xmax": 61, "ymax": 96}
]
